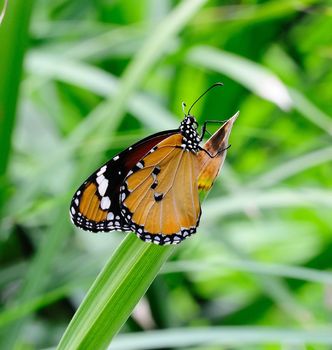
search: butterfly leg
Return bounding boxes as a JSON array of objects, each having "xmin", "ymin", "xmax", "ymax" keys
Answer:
[
  {"xmin": 200, "ymin": 120, "xmax": 228, "ymax": 140},
  {"xmin": 198, "ymin": 144, "xmax": 231, "ymax": 158}
]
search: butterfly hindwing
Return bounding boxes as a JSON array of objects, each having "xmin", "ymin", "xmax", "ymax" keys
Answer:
[
  {"xmin": 70, "ymin": 129, "xmax": 178, "ymax": 233},
  {"xmin": 120, "ymin": 134, "xmax": 202, "ymax": 245}
]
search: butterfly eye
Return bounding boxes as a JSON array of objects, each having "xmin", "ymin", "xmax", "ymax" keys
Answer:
[
  {"xmin": 186, "ymin": 116, "xmax": 198, "ymax": 127},
  {"xmin": 192, "ymin": 119, "xmax": 199, "ymax": 130}
]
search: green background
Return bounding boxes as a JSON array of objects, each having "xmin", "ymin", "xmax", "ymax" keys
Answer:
[{"xmin": 0, "ymin": 0, "xmax": 332, "ymax": 349}]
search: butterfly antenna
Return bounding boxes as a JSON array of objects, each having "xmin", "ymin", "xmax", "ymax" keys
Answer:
[
  {"xmin": 182, "ymin": 102, "xmax": 187, "ymax": 115},
  {"xmin": 187, "ymin": 82, "xmax": 223, "ymax": 115}
]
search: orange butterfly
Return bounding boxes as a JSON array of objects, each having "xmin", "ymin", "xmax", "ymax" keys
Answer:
[{"xmin": 70, "ymin": 83, "xmax": 236, "ymax": 245}]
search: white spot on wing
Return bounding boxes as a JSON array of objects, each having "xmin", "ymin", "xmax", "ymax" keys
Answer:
[
  {"xmin": 113, "ymin": 155, "xmax": 119, "ymax": 161},
  {"xmin": 98, "ymin": 179, "xmax": 109, "ymax": 196},
  {"xmin": 101, "ymin": 196, "xmax": 111, "ymax": 210},
  {"xmin": 96, "ymin": 175, "xmax": 105, "ymax": 185},
  {"xmin": 107, "ymin": 212, "xmax": 114, "ymax": 220},
  {"xmin": 97, "ymin": 165, "xmax": 107, "ymax": 176}
]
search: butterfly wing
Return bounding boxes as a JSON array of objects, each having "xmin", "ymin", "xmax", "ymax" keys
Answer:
[
  {"xmin": 70, "ymin": 129, "xmax": 178, "ymax": 232},
  {"xmin": 120, "ymin": 134, "xmax": 201, "ymax": 245}
]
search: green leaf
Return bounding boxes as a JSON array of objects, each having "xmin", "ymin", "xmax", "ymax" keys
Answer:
[
  {"xmin": 0, "ymin": 0, "xmax": 34, "ymax": 209},
  {"xmin": 248, "ymin": 146, "xmax": 332, "ymax": 188},
  {"xmin": 288, "ymin": 88, "xmax": 332, "ymax": 136},
  {"xmin": 163, "ymin": 258, "xmax": 332, "ymax": 285},
  {"xmin": 57, "ymin": 235, "xmax": 174, "ymax": 350},
  {"xmin": 110, "ymin": 327, "xmax": 332, "ymax": 349},
  {"xmin": 204, "ymin": 188, "xmax": 332, "ymax": 220}
]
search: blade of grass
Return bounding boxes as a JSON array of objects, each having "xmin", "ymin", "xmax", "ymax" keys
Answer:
[
  {"xmin": 0, "ymin": 0, "xmax": 34, "ymax": 211},
  {"xmin": 248, "ymin": 146, "xmax": 332, "ymax": 189},
  {"xmin": 288, "ymin": 88, "xmax": 332, "ymax": 136},
  {"xmin": 110, "ymin": 327, "xmax": 332, "ymax": 349},
  {"xmin": 0, "ymin": 0, "xmax": 8, "ymax": 24},
  {"xmin": 204, "ymin": 188, "xmax": 332, "ymax": 220},
  {"xmin": 191, "ymin": 0, "xmax": 319, "ymax": 27},
  {"xmin": 57, "ymin": 235, "xmax": 174, "ymax": 350},
  {"xmin": 162, "ymin": 259, "xmax": 332, "ymax": 285}
]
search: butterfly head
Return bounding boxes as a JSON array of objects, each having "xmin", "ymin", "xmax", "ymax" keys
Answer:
[
  {"xmin": 180, "ymin": 115, "xmax": 198, "ymax": 129},
  {"xmin": 179, "ymin": 115, "xmax": 201, "ymax": 152}
]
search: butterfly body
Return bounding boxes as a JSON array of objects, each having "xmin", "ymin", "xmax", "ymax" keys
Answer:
[{"xmin": 178, "ymin": 115, "xmax": 201, "ymax": 152}]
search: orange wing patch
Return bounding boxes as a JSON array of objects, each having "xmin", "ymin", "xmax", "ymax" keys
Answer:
[
  {"xmin": 121, "ymin": 134, "xmax": 201, "ymax": 245},
  {"xmin": 79, "ymin": 182, "xmax": 108, "ymax": 222}
]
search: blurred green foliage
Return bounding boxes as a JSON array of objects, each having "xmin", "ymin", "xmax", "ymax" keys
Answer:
[{"xmin": 0, "ymin": 0, "xmax": 332, "ymax": 349}]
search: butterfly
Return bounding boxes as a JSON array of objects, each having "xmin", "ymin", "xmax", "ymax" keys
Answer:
[{"xmin": 70, "ymin": 83, "xmax": 233, "ymax": 245}]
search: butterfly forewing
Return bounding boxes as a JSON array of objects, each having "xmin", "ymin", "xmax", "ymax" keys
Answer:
[
  {"xmin": 70, "ymin": 130, "xmax": 178, "ymax": 233},
  {"xmin": 120, "ymin": 134, "xmax": 201, "ymax": 245}
]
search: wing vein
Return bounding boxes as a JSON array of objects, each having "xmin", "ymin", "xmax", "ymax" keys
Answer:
[
  {"xmin": 167, "ymin": 151, "xmax": 185, "ymax": 231},
  {"xmin": 188, "ymin": 155, "xmax": 196, "ymax": 220},
  {"xmin": 129, "ymin": 147, "xmax": 179, "ymax": 192}
]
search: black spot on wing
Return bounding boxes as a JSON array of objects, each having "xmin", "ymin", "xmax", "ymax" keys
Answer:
[
  {"xmin": 150, "ymin": 181, "xmax": 158, "ymax": 189},
  {"xmin": 154, "ymin": 193, "xmax": 164, "ymax": 202}
]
